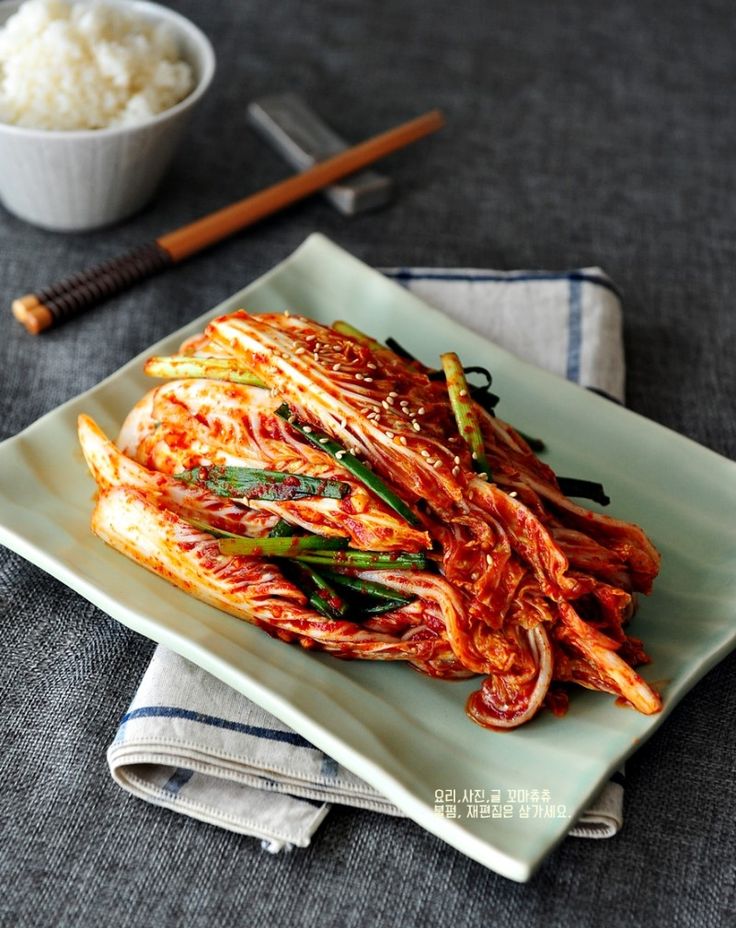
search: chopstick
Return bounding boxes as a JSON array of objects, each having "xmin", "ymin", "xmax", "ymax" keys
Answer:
[{"xmin": 12, "ymin": 109, "xmax": 444, "ymax": 335}]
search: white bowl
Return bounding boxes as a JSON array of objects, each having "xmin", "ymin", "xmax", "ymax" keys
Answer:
[{"xmin": 0, "ymin": 0, "xmax": 216, "ymax": 231}]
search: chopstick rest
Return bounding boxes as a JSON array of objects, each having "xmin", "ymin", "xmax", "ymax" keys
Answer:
[
  {"xmin": 11, "ymin": 108, "xmax": 444, "ymax": 335},
  {"xmin": 247, "ymin": 93, "xmax": 393, "ymax": 215}
]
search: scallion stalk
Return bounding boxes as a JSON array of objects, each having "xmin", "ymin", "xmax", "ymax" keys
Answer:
[
  {"xmin": 440, "ymin": 352, "xmax": 493, "ymax": 481},
  {"xmin": 323, "ymin": 572, "xmax": 414, "ymax": 604},
  {"xmin": 275, "ymin": 404, "xmax": 419, "ymax": 526},
  {"xmin": 332, "ymin": 321, "xmax": 385, "ymax": 353},
  {"xmin": 144, "ymin": 355, "xmax": 266, "ymax": 387},
  {"xmin": 186, "ymin": 518, "xmax": 245, "ymax": 539},
  {"xmin": 218, "ymin": 536, "xmax": 348, "ymax": 557},
  {"xmin": 176, "ymin": 465, "xmax": 350, "ymax": 501},
  {"xmin": 284, "ymin": 562, "xmax": 348, "ymax": 619},
  {"xmin": 268, "ymin": 519, "xmax": 297, "ymax": 537},
  {"xmin": 362, "ymin": 599, "xmax": 414, "ymax": 615},
  {"xmin": 218, "ymin": 536, "xmax": 426, "ymax": 570},
  {"xmin": 293, "ymin": 550, "xmax": 427, "ymax": 570}
]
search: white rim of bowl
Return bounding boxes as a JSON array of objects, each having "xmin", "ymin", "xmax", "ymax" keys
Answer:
[{"xmin": 0, "ymin": 0, "xmax": 217, "ymax": 139}]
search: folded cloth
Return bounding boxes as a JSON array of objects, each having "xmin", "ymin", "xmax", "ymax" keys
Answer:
[{"xmin": 108, "ymin": 265, "xmax": 626, "ymax": 851}]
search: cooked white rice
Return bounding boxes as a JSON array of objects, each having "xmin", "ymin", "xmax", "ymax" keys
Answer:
[{"xmin": 0, "ymin": 0, "xmax": 194, "ymax": 130}]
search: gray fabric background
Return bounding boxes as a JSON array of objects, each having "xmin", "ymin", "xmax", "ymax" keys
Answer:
[{"xmin": 1, "ymin": 0, "xmax": 735, "ymax": 924}]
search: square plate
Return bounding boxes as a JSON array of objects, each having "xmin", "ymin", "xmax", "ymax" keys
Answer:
[{"xmin": 2, "ymin": 233, "xmax": 736, "ymax": 882}]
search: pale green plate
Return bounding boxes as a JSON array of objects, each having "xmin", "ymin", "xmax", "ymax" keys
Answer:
[{"xmin": 2, "ymin": 234, "xmax": 735, "ymax": 882}]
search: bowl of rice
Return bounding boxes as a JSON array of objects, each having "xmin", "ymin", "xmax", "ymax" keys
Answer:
[{"xmin": 0, "ymin": 0, "xmax": 215, "ymax": 231}]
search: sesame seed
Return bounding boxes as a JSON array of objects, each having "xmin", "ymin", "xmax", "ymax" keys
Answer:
[
  {"xmin": 454, "ymin": 456, "xmax": 461, "ymax": 465},
  {"xmin": 471, "ymin": 451, "xmax": 478, "ymax": 460},
  {"xmin": 508, "ymin": 490, "xmax": 518, "ymax": 498},
  {"xmin": 471, "ymin": 572, "xmax": 479, "ymax": 581},
  {"xmin": 356, "ymin": 373, "xmax": 363, "ymax": 380},
  {"xmin": 385, "ymin": 431, "xmax": 394, "ymax": 438},
  {"xmin": 340, "ymin": 419, "xmax": 347, "ymax": 428},
  {"xmin": 336, "ymin": 450, "xmax": 346, "ymax": 459},
  {"xmin": 295, "ymin": 347, "xmax": 306, "ymax": 355},
  {"xmin": 389, "ymin": 391, "xmax": 398, "ymax": 398},
  {"xmin": 386, "ymin": 395, "xmax": 395, "ymax": 405},
  {"xmin": 479, "ymin": 472, "xmax": 488, "ymax": 480},
  {"xmin": 420, "ymin": 450, "xmax": 430, "ymax": 457},
  {"xmin": 412, "ymin": 421, "xmax": 421, "ymax": 432},
  {"xmin": 399, "ymin": 436, "xmax": 407, "ymax": 446},
  {"xmin": 459, "ymin": 389, "xmax": 468, "ymax": 397},
  {"xmin": 399, "ymin": 400, "xmax": 409, "ymax": 408},
  {"xmin": 381, "ymin": 401, "xmax": 390, "ymax": 410},
  {"xmin": 318, "ymin": 438, "xmax": 328, "ymax": 444},
  {"xmin": 486, "ymin": 554, "xmax": 493, "ymax": 565},
  {"xmin": 452, "ymin": 466, "xmax": 460, "ymax": 476},
  {"xmin": 367, "ymin": 363, "xmax": 377, "ymax": 370},
  {"xmin": 332, "ymin": 363, "xmax": 341, "ymax": 371},
  {"xmin": 433, "ymin": 459, "xmax": 442, "ymax": 469},
  {"xmin": 302, "ymin": 426, "xmax": 312, "ymax": 433},
  {"xmin": 350, "ymin": 447, "xmax": 359, "ymax": 455},
  {"xmin": 364, "ymin": 377, "xmax": 374, "ymax": 383},
  {"xmin": 417, "ymin": 407, "xmax": 425, "ymax": 415}
]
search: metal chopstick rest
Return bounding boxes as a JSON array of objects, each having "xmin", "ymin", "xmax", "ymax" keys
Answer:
[{"xmin": 247, "ymin": 93, "xmax": 393, "ymax": 216}]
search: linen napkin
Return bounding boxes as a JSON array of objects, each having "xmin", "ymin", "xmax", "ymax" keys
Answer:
[{"xmin": 108, "ymin": 266, "xmax": 626, "ymax": 851}]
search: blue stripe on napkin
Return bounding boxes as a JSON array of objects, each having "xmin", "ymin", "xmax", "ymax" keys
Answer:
[
  {"xmin": 163, "ymin": 768, "xmax": 194, "ymax": 795},
  {"xmin": 121, "ymin": 706, "xmax": 316, "ymax": 749},
  {"xmin": 384, "ymin": 268, "xmax": 620, "ymax": 298},
  {"xmin": 566, "ymin": 277, "xmax": 583, "ymax": 382}
]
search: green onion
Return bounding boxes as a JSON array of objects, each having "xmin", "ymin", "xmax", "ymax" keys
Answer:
[
  {"xmin": 517, "ymin": 430, "xmax": 546, "ymax": 453},
  {"xmin": 282, "ymin": 561, "xmax": 348, "ymax": 619},
  {"xmin": 332, "ymin": 321, "xmax": 385, "ymax": 353},
  {"xmin": 144, "ymin": 355, "xmax": 266, "ymax": 387},
  {"xmin": 268, "ymin": 519, "xmax": 297, "ymax": 537},
  {"xmin": 362, "ymin": 599, "xmax": 413, "ymax": 615},
  {"xmin": 186, "ymin": 517, "xmax": 302, "ymax": 542},
  {"xmin": 323, "ymin": 572, "xmax": 414, "ymax": 604},
  {"xmin": 440, "ymin": 352, "xmax": 493, "ymax": 481},
  {"xmin": 557, "ymin": 477, "xmax": 610, "ymax": 506},
  {"xmin": 218, "ymin": 536, "xmax": 426, "ymax": 570},
  {"xmin": 385, "ymin": 337, "xmax": 416, "ymax": 361},
  {"xmin": 176, "ymin": 465, "xmax": 350, "ymax": 501},
  {"xmin": 186, "ymin": 518, "xmax": 246, "ymax": 539},
  {"xmin": 218, "ymin": 536, "xmax": 348, "ymax": 557},
  {"xmin": 383, "ymin": 334, "xmax": 541, "ymax": 452},
  {"xmin": 294, "ymin": 550, "xmax": 427, "ymax": 570},
  {"xmin": 428, "ymin": 365, "xmax": 500, "ymax": 414},
  {"xmin": 385, "ymin": 338, "xmax": 501, "ymax": 415},
  {"xmin": 275, "ymin": 404, "xmax": 419, "ymax": 526}
]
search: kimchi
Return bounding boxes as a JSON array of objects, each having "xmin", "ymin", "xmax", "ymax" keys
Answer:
[{"xmin": 79, "ymin": 311, "xmax": 662, "ymax": 729}]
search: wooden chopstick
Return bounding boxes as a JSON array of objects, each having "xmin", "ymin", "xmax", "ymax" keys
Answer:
[{"xmin": 12, "ymin": 109, "xmax": 444, "ymax": 335}]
